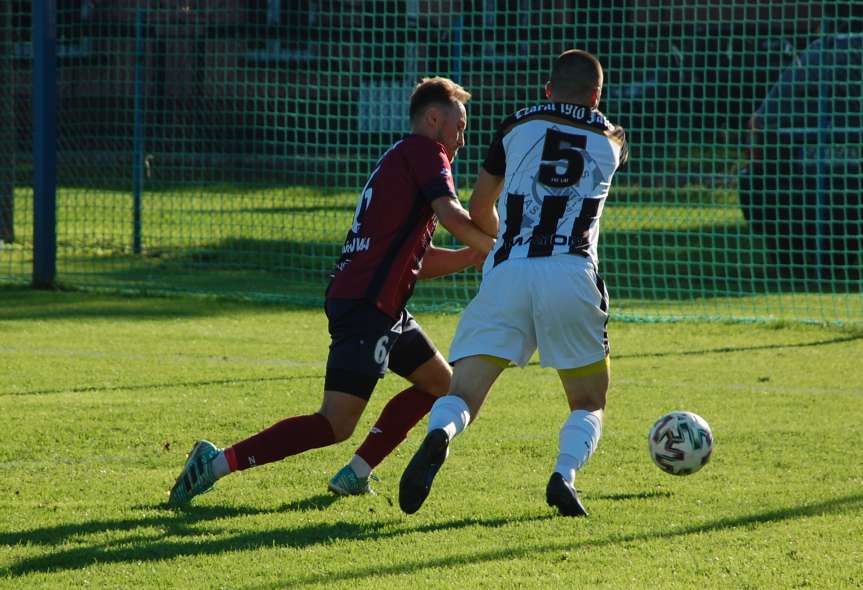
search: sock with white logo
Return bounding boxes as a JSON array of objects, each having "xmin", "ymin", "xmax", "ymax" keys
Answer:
[
  {"xmin": 353, "ymin": 385, "xmax": 437, "ymax": 470},
  {"xmin": 554, "ymin": 410, "xmax": 602, "ymax": 484},
  {"xmin": 427, "ymin": 395, "xmax": 471, "ymax": 441}
]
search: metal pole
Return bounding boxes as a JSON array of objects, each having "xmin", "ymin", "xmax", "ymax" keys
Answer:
[
  {"xmin": 0, "ymin": 0, "xmax": 14, "ymax": 244},
  {"xmin": 32, "ymin": 0, "xmax": 57, "ymax": 288},
  {"xmin": 133, "ymin": 7, "xmax": 145, "ymax": 254}
]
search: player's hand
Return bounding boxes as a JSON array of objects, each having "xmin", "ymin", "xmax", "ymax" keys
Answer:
[{"xmin": 468, "ymin": 248, "xmax": 487, "ymax": 271}]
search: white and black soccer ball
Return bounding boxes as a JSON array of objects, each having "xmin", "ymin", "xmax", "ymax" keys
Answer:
[{"xmin": 648, "ymin": 411, "xmax": 713, "ymax": 476}]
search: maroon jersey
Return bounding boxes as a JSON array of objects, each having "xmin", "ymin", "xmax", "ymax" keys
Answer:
[{"xmin": 327, "ymin": 134, "xmax": 457, "ymax": 318}]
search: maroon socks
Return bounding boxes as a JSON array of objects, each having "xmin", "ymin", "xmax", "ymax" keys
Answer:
[
  {"xmin": 355, "ymin": 386, "xmax": 437, "ymax": 469},
  {"xmin": 225, "ymin": 413, "xmax": 336, "ymax": 471}
]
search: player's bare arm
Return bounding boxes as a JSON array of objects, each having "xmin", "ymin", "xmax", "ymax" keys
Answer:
[
  {"xmin": 431, "ymin": 195, "xmax": 495, "ymax": 255},
  {"xmin": 417, "ymin": 246, "xmax": 478, "ymax": 279},
  {"xmin": 467, "ymin": 168, "xmax": 504, "ymax": 237}
]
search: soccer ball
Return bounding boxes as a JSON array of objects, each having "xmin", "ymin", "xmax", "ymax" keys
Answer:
[{"xmin": 648, "ymin": 411, "xmax": 713, "ymax": 475}]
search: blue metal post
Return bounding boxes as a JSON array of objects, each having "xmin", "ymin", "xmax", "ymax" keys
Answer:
[
  {"xmin": 32, "ymin": 0, "xmax": 57, "ymax": 288},
  {"xmin": 0, "ymin": 0, "xmax": 14, "ymax": 244},
  {"xmin": 132, "ymin": 7, "xmax": 145, "ymax": 254}
]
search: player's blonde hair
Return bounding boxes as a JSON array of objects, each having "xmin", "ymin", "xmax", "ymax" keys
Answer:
[{"xmin": 409, "ymin": 77, "xmax": 471, "ymax": 122}]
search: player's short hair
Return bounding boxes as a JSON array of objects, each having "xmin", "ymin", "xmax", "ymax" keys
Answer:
[
  {"xmin": 549, "ymin": 49, "xmax": 603, "ymax": 100},
  {"xmin": 409, "ymin": 77, "xmax": 471, "ymax": 122}
]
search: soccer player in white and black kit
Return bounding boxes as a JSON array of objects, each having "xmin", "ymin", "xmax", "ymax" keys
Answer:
[
  {"xmin": 400, "ymin": 50, "xmax": 629, "ymax": 517},
  {"xmin": 168, "ymin": 77, "xmax": 495, "ymax": 506}
]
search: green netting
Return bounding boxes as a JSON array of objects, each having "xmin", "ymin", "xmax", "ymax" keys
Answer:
[{"xmin": 1, "ymin": 1, "xmax": 861, "ymax": 324}]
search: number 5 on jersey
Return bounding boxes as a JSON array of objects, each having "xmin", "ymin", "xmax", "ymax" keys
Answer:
[{"xmin": 539, "ymin": 129, "xmax": 587, "ymax": 187}]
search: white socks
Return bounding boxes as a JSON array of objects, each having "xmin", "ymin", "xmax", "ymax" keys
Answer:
[
  {"xmin": 349, "ymin": 454, "xmax": 372, "ymax": 479},
  {"xmin": 210, "ymin": 451, "xmax": 231, "ymax": 479},
  {"xmin": 427, "ymin": 395, "xmax": 471, "ymax": 440},
  {"xmin": 424, "ymin": 398, "xmax": 599, "ymax": 486},
  {"xmin": 554, "ymin": 410, "xmax": 602, "ymax": 484}
]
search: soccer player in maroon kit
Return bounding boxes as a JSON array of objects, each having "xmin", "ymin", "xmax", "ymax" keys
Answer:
[{"xmin": 169, "ymin": 77, "xmax": 495, "ymax": 505}]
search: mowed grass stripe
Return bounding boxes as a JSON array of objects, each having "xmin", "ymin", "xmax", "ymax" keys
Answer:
[{"xmin": 1, "ymin": 289, "xmax": 861, "ymax": 589}]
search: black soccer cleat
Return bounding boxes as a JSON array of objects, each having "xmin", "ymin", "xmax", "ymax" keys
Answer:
[
  {"xmin": 399, "ymin": 428, "xmax": 450, "ymax": 514},
  {"xmin": 546, "ymin": 472, "xmax": 589, "ymax": 517}
]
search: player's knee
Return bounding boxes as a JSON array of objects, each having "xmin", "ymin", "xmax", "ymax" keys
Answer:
[
  {"xmin": 318, "ymin": 410, "xmax": 361, "ymax": 442},
  {"xmin": 411, "ymin": 360, "xmax": 452, "ymax": 397},
  {"xmin": 569, "ymin": 389, "xmax": 607, "ymax": 412},
  {"xmin": 585, "ymin": 391, "xmax": 607, "ymax": 411},
  {"xmin": 562, "ymin": 381, "xmax": 608, "ymax": 411},
  {"xmin": 329, "ymin": 419, "xmax": 357, "ymax": 443},
  {"xmin": 332, "ymin": 428, "xmax": 355, "ymax": 443},
  {"xmin": 418, "ymin": 372, "xmax": 451, "ymax": 397}
]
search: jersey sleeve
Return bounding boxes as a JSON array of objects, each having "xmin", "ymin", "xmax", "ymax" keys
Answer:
[
  {"xmin": 413, "ymin": 142, "xmax": 457, "ymax": 203},
  {"xmin": 611, "ymin": 125, "xmax": 630, "ymax": 169},
  {"xmin": 481, "ymin": 124, "xmax": 507, "ymax": 176}
]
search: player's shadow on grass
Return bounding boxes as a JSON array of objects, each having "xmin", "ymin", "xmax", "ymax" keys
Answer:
[
  {"xmin": 0, "ymin": 498, "xmax": 552, "ymax": 578},
  {"xmin": 263, "ymin": 492, "xmax": 863, "ymax": 589},
  {"xmin": 6, "ymin": 493, "xmax": 863, "ymax": 581}
]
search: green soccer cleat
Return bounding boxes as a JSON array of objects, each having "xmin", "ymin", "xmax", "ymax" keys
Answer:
[
  {"xmin": 328, "ymin": 464, "xmax": 378, "ymax": 496},
  {"xmin": 168, "ymin": 440, "xmax": 221, "ymax": 506}
]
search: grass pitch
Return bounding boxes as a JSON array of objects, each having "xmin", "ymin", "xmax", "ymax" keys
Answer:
[{"xmin": 1, "ymin": 287, "xmax": 861, "ymax": 589}]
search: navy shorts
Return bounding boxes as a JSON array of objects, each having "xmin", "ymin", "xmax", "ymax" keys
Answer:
[{"xmin": 324, "ymin": 299, "xmax": 437, "ymax": 400}]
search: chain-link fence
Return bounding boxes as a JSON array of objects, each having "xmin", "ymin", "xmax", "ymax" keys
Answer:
[{"xmin": 2, "ymin": 1, "xmax": 861, "ymax": 323}]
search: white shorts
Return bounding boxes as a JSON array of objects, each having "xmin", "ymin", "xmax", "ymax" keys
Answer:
[{"xmin": 448, "ymin": 255, "xmax": 609, "ymax": 369}]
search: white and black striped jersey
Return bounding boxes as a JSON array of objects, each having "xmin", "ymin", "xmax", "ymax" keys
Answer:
[{"xmin": 482, "ymin": 102, "xmax": 628, "ymax": 271}]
